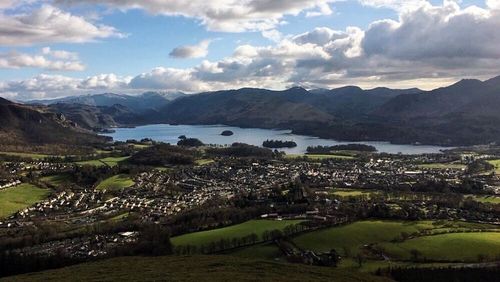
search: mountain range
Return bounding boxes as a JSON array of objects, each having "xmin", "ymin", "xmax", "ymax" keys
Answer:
[{"xmin": 9, "ymin": 75, "xmax": 500, "ymax": 146}]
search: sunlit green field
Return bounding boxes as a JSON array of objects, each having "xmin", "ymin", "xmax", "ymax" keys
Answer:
[
  {"xmin": 195, "ymin": 159, "xmax": 215, "ymax": 166},
  {"xmin": 96, "ymin": 174, "xmax": 135, "ymax": 191},
  {"xmin": 466, "ymin": 195, "xmax": 500, "ymax": 204},
  {"xmin": 380, "ymin": 232, "xmax": 500, "ymax": 262},
  {"xmin": 171, "ymin": 220, "xmax": 304, "ymax": 247},
  {"xmin": 76, "ymin": 156, "xmax": 130, "ymax": 167},
  {"xmin": 0, "ymin": 184, "xmax": 49, "ymax": 219},
  {"xmin": 330, "ymin": 189, "xmax": 378, "ymax": 198},
  {"xmin": 487, "ymin": 159, "xmax": 500, "ymax": 174}
]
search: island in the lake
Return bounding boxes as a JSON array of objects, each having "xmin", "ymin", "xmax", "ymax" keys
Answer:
[
  {"xmin": 221, "ymin": 130, "xmax": 234, "ymax": 136},
  {"xmin": 262, "ymin": 139, "xmax": 298, "ymax": 148}
]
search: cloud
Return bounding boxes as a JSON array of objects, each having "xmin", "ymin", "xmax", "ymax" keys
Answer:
[
  {"xmin": 0, "ymin": 48, "xmax": 85, "ymax": 71},
  {"xmin": 169, "ymin": 40, "xmax": 212, "ymax": 59},
  {"xmin": 0, "ymin": 5, "xmax": 123, "ymax": 46},
  {"xmin": 358, "ymin": 0, "xmax": 428, "ymax": 11},
  {"xmin": 54, "ymin": 0, "xmax": 338, "ymax": 32},
  {"xmin": 0, "ymin": 73, "xmax": 132, "ymax": 100}
]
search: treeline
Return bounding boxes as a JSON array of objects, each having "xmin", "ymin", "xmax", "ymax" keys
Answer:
[
  {"xmin": 307, "ymin": 144, "xmax": 376, "ymax": 154},
  {"xmin": 206, "ymin": 143, "xmax": 274, "ymax": 158},
  {"xmin": 262, "ymin": 140, "xmax": 297, "ymax": 148},
  {"xmin": 129, "ymin": 144, "xmax": 197, "ymax": 166},
  {"xmin": 177, "ymin": 138, "xmax": 204, "ymax": 147}
]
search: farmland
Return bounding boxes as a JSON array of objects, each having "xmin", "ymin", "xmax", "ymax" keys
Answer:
[
  {"xmin": 0, "ymin": 184, "xmax": 49, "ymax": 219},
  {"xmin": 76, "ymin": 156, "xmax": 130, "ymax": 167},
  {"xmin": 40, "ymin": 174, "xmax": 72, "ymax": 186},
  {"xmin": 330, "ymin": 188, "xmax": 378, "ymax": 198},
  {"xmin": 380, "ymin": 232, "xmax": 500, "ymax": 262},
  {"xmin": 96, "ymin": 174, "xmax": 135, "ymax": 191},
  {"xmin": 418, "ymin": 163, "xmax": 466, "ymax": 170},
  {"xmin": 171, "ymin": 220, "xmax": 304, "ymax": 247},
  {"xmin": 487, "ymin": 159, "xmax": 500, "ymax": 174},
  {"xmin": 0, "ymin": 151, "xmax": 52, "ymax": 160}
]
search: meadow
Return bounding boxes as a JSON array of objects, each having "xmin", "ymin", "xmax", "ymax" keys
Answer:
[
  {"xmin": 40, "ymin": 174, "xmax": 72, "ymax": 186},
  {"xmin": 0, "ymin": 184, "xmax": 49, "ymax": 219},
  {"xmin": 380, "ymin": 232, "xmax": 500, "ymax": 262},
  {"xmin": 96, "ymin": 174, "xmax": 135, "ymax": 191},
  {"xmin": 171, "ymin": 219, "xmax": 304, "ymax": 247},
  {"xmin": 417, "ymin": 163, "xmax": 466, "ymax": 170},
  {"xmin": 76, "ymin": 156, "xmax": 130, "ymax": 167},
  {"xmin": 0, "ymin": 151, "xmax": 52, "ymax": 160},
  {"xmin": 330, "ymin": 189, "xmax": 378, "ymax": 198},
  {"xmin": 487, "ymin": 159, "xmax": 500, "ymax": 174}
]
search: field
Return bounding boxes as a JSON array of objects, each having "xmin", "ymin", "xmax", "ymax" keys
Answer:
[
  {"xmin": 285, "ymin": 154, "xmax": 354, "ymax": 161},
  {"xmin": 466, "ymin": 195, "xmax": 500, "ymax": 204},
  {"xmin": 171, "ymin": 219, "xmax": 304, "ymax": 247},
  {"xmin": 2, "ymin": 255, "xmax": 389, "ymax": 282},
  {"xmin": 0, "ymin": 151, "xmax": 52, "ymax": 160},
  {"xmin": 417, "ymin": 163, "xmax": 466, "ymax": 170},
  {"xmin": 380, "ymin": 232, "xmax": 500, "ymax": 262},
  {"xmin": 229, "ymin": 243, "xmax": 283, "ymax": 260},
  {"xmin": 76, "ymin": 156, "xmax": 130, "ymax": 167},
  {"xmin": 40, "ymin": 174, "xmax": 72, "ymax": 186},
  {"xmin": 487, "ymin": 159, "xmax": 500, "ymax": 174},
  {"xmin": 293, "ymin": 220, "xmax": 437, "ymax": 255},
  {"xmin": 0, "ymin": 184, "xmax": 49, "ymax": 219},
  {"xmin": 195, "ymin": 159, "xmax": 215, "ymax": 166},
  {"xmin": 96, "ymin": 174, "xmax": 135, "ymax": 191},
  {"xmin": 330, "ymin": 189, "xmax": 378, "ymax": 198}
]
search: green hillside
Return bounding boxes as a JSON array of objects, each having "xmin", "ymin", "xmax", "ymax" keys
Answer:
[{"xmin": 1, "ymin": 255, "xmax": 391, "ymax": 282}]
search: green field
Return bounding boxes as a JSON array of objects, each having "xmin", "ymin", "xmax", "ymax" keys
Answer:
[
  {"xmin": 418, "ymin": 163, "xmax": 466, "ymax": 170},
  {"xmin": 286, "ymin": 154, "xmax": 354, "ymax": 161},
  {"xmin": 467, "ymin": 195, "xmax": 500, "ymax": 204},
  {"xmin": 330, "ymin": 189, "xmax": 378, "ymax": 198},
  {"xmin": 0, "ymin": 184, "xmax": 49, "ymax": 219},
  {"xmin": 96, "ymin": 174, "xmax": 135, "ymax": 191},
  {"xmin": 293, "ymin": 220, "xmax": 438, "ymax": 255},
  {"xmin": 195, "ymin": 159, "xmax": 215, "ymax": 166},
  {"xmin": 76, "ymin": 156, "xmax": 130, "ymax": 167},
  {"xmin": 487, "ymin": 159, "xmax": 500, "ymax": 174},
  {"xmin": 3, "ymin": 255, "xmax": 389, "ymax": 282},
  {"xmin": 0, "ymin": 151, "xmax": 52, "ymax": 160},
  {"xmin": 380, "ymin": 232, "xmax": 500, "ymax": 262},
  {"xmin": 171, "ymin": 220, "xmax": 304, "ymax": 247},
  {"xmin": 40, "ymin": 174, "xmax": 72, "ymax": 186}
]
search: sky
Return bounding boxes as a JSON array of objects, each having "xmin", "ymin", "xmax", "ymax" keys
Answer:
[{"xmin": 0, "ymin": 0, "xmax": 499, "ymax": 100}]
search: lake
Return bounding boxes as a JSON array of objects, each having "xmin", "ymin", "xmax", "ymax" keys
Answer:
[{"xmin": 103, "ymin": 124, "xmax": 452, "ymax": 155}]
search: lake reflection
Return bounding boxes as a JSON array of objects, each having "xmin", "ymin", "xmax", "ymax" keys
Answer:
[{"xmin": 103, "ymin": 124, "xmax": 451, "ymax": 155}]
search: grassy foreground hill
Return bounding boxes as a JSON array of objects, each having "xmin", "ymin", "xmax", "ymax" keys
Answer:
[{"xmin": 1, "ymin": 255, "xmax": 391, "ymax": 282}]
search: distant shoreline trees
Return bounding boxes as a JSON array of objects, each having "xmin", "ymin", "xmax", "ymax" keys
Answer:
[{"xmin": 262, "ymin": 140, "xmax": 297, "ymax": 148}]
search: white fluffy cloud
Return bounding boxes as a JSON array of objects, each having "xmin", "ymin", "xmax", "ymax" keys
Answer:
[
  {"xmin": 0, "ymin": 48, "xmax": 85, "ymax": 71},
  {"xmin": 55, "ymin": 0, "xmax": 336, "ymax": 32},
  {"xmin": 2, "ymin": 1, "xmax": 500, "ymax": 99},
  {"xmin": 0, "ymin": 5, "xmax": 123, "ymax": 46},
  {"xmin": 169, "ymin": 40, "xmax": 212, "ymax": 59}
]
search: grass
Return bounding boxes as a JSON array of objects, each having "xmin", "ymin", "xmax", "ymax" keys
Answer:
[
  {"xmin": 96, "ymin": 174, "xmax": 135, "ymax": 191},
  {"xmin": 76, "ymin": 156, "xmax": 130, "ymax": 167},
  {"xmin": 195, "ymin": 159, "xmax": 215, "ymax": 166},
  {"xmin": 466, "ymin": 195, "xmax": 500, "ymax": 204},
  {"xmin": 487, "ymin": 159, "xmax": 500, "ymax": 174},
  {"xmin": 40, "ymin": 174, "xmax": 72, "ymax": 186},
  {"xmin": 228, "ymin": 243, "xmax": 284, "ymax": 260},
  {"xmin": 171, "ymin": 220, "xmax": 304, "ymax": 247},
  {"xmin": 0, "ymin": 151, "xmax": 52, "ymax": 160},
  {"xmin": 330, "ymin": 189, "xmax": 378, "ymax": 198},
  {"xmin": 285, "ymin": 154, "xmax": 354, "ymax": 161},
  {"xmin": 380, "ymin": 232, "xmax": 500, "ymax": 262},
  {"xmin": 0, "ymin": 184, "xmax": 49, "ymax": 219},
  {"xmin": 2, "ymin": 255, "xmax": 389, "ymax": 282},
  {"xmin": 418, "ymin": 163, "xmax": 466, "ymax": 170}
]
